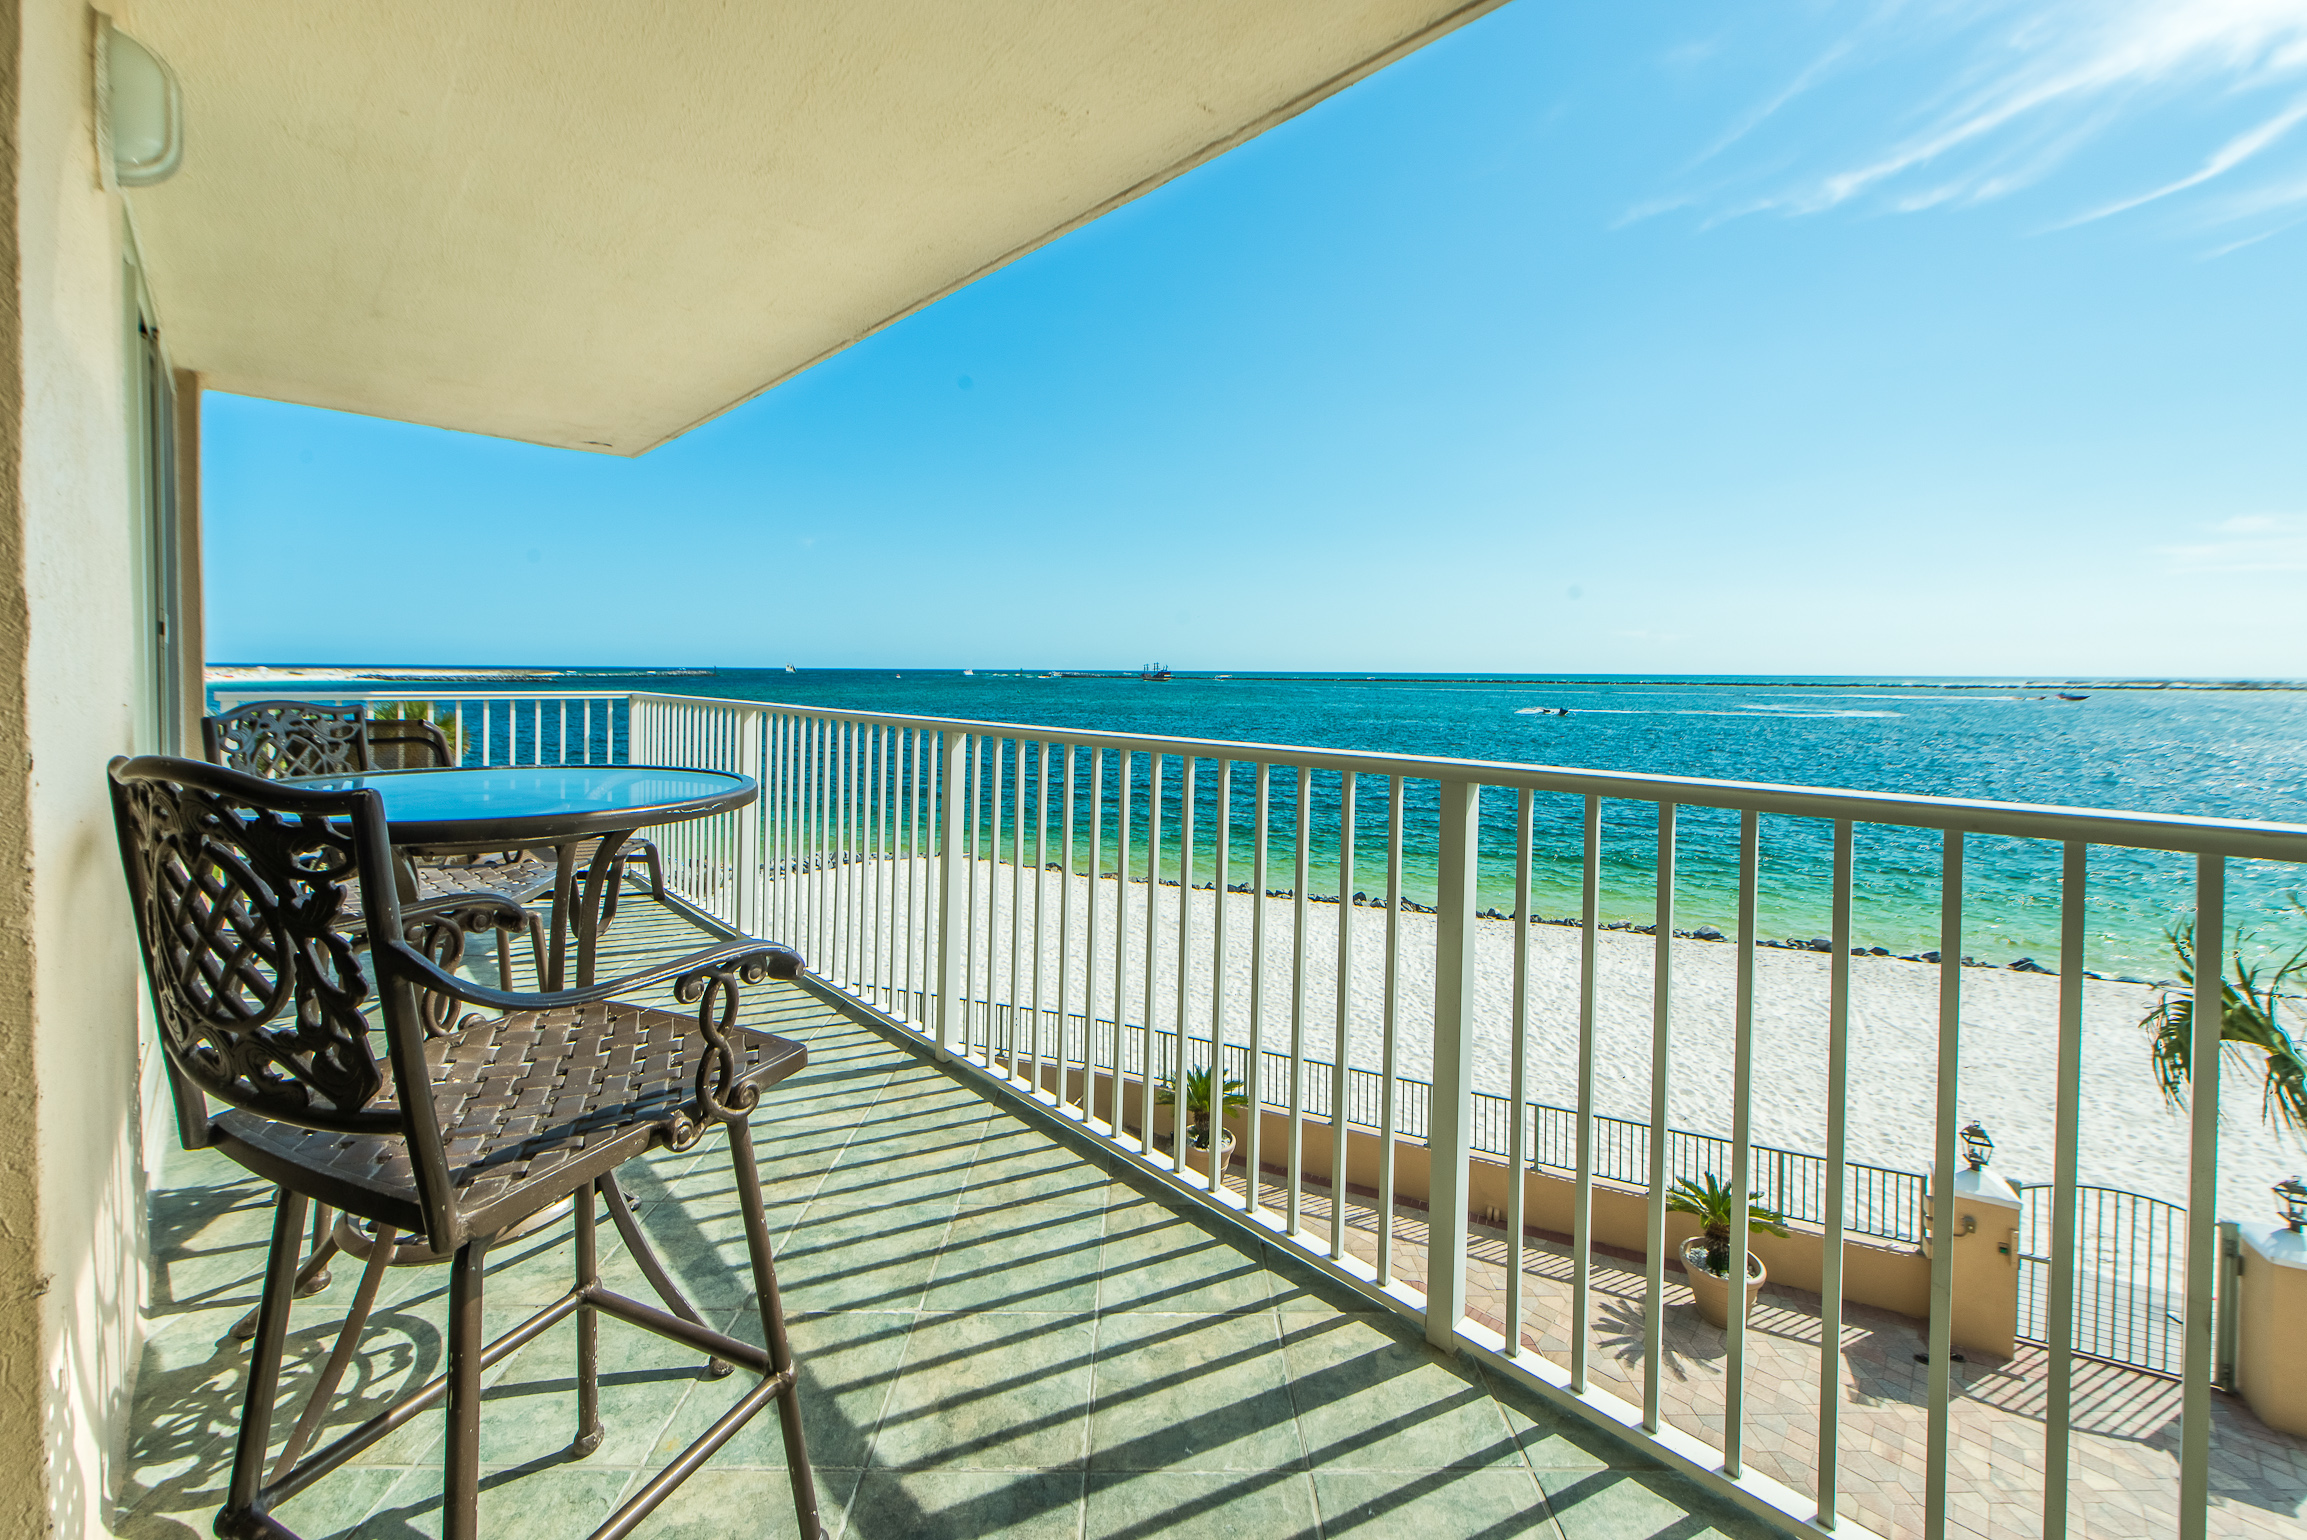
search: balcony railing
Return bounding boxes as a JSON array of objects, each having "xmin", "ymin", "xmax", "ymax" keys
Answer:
[{"xmin": 209, "ymin": 682, "xmax": 2307, "ymax": 1540}]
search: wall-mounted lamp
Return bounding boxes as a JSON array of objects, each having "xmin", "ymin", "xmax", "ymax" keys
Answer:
[{"xmin": 96, "ymin": 16, "xmax": 184, "ymax": 188}]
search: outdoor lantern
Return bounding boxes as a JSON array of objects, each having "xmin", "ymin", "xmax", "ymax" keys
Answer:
[
  {"xmin": 1960, "ymin": 1121, "xmax": 1993, "ymax": 1171},
  {"xmin": 2276, "ymin": 1176, "xmax": 2307, "ymax": 1232}
]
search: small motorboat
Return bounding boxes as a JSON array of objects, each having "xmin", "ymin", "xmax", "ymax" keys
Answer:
[{"xmin": 2057, "ymin": 692, "xmax": 2088, "ymax": 701}]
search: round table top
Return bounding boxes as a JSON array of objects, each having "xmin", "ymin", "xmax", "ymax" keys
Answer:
[{"xmin": 293, "ymin": 763, "xmax": 756, "ymax": 847}]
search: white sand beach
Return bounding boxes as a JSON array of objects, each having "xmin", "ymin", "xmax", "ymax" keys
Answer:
[{"xmin": 780, "ymin": 857, "xmax": 2300, "ymax": 1223}]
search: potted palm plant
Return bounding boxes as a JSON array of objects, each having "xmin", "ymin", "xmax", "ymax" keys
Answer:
[
  {"xmin": 1154, "ymin": 1065, "xmax": 1248, "ymax": 1178},
  {"xmin": 1668, "ymin": 1172, "xmax": 1790, "ymax": 1328}
]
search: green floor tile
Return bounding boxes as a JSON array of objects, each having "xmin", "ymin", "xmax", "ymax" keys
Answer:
[
  {"xmin": 1537, "ymin": 1469, "xmax": 1784, "ymax": 1539},
  {"xmin": 846, "ymin": 1468, "xmax": 1083, "ymax": 1540},
  {"xmin": 625, "ymin": 1464, "xmax": 859, "ymax": 1540},
  {"xmin": 1085, "ymin": 1469, "xmax": 1322, "ymax": 1539},
  {"xmin": 873, "ymin": 1312, "xmax": 1097, "ymax": 1470},
  {"xmin": 1098, "ymin": 1202, "xmax": 1276, "ymax": 1315},
  {"xmin": 924, "ymin": 1202, "xmax": 1107, "ymax": 1313},
  {"xmin": 1314, "ymin": 1467, "xmax": 1559, "ymax": 1537},
  {"xmin": 1090, "ymin": 1310, "xmax": 1305, "ymax": 1473},
  {"xmin": 356, "ymin": 1462, "xmax": 637, "ymax": 1539},
  {"xmin": 1280, "ymin": 1313, "xmax": 1528, "ymax": 1473},
  {"xmin": 652, "ymin": 1307, "xmax": 913, "ymax": 1471}
]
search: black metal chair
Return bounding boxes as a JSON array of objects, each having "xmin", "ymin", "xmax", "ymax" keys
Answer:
[
  {"xmin": 110, "ymin": 755, "xmax": 823, "ymax": 1540},
  {"xmin": 201, "ymin": 699, "xmax": 371, "ymax": 777}
]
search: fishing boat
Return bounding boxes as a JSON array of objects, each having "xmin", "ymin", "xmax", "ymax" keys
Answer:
[{"xmin": 1139, "ymin": 662, "xmax": 1172, "ymax": 682}]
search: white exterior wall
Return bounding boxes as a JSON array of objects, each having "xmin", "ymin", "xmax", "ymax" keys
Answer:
[{"xmin": 5, "ymin": 1, "xmax": 156, "ymax": 1531}]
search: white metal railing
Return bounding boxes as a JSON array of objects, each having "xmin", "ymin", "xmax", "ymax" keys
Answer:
[
  {"xmin": 204, "ymin": 683, "xmax": 2307, "ymax": 1540},
  {"xmin": 207, "ymin": 687, "xmax": 633, "ymax": 767}
]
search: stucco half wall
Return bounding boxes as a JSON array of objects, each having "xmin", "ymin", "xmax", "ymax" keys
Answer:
[
  {"xmin": 112, "ymin": 0, "xmax": 1508, "ymax": 454},
  {"xmin": 0, "ymin": 1, "xmax": 159, "ymax": 1533}
]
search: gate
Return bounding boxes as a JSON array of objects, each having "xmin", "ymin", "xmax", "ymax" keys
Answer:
[{"xmin": 2016, "ymin": 1182, "xmax": 2188, "ymax": 1377}]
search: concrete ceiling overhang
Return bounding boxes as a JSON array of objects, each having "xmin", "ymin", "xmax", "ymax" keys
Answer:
[{"xmin": 115, "ymin": 1, "xmax": 1506, "ymax": 455}]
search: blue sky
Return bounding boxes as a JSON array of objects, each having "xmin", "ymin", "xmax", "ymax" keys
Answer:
[{"xmin": 207, "ymin": 0, "xmax": 2307, "ymax": 676}]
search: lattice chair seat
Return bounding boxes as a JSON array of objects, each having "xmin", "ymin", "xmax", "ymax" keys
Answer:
[
  {"xmin": 109, "ymin": 754, "xmax": 824, "ymax": 1540},
  {"xmin": 220, "ymin": 1000, "xmax": 801, "ymax": 1240}
]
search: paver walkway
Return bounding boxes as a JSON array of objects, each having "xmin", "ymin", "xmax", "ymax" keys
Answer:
[
  {"xmin": 117, "ymin": 900, "xmax": 1770, "ymax": 1539},
  {"xmin": 1221, "ymin": 1170, "xmax": 2307, "ymax": 1538}
]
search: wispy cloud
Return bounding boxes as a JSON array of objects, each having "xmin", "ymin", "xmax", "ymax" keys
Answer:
[
  {"xmin": 2158, "ymin": 514, "xmax": 2307, "ymax": 571},
  {"xmin": 1640, "ymin": 0, "xmax": 2307, "ymax": 246}
]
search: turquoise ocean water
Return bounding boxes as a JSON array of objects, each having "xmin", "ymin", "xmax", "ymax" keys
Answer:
[{"xmin": 268, "ymin": 669, "xmax": 2307, "ymax": 979}]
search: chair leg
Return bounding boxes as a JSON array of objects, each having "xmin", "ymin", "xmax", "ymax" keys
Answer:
[
  {"xmin": 727, "ymin": 1119, "xmax": 823, "ymax": 1540},
  {"xmin": 525, "ymin": 912, "xmax": 547, "ymax": 988},
  {"xmin": 221, "ymin": 1189, "xmax": 307, "ymax": 1533},
  {"xmin": 443, "ymin": 1236, "xmax": 490, "ymax": 1540},
  {"xmin": 641, "ymin": 840, "xmax": 665, "ymax": 900},
  {"xmin": 271, "ymin": 1225, "xmax": 396, "ymax": 1483},
  {"xmin": 229, "ymin": 1202, "xmax": 338, "ymax": 1343},
  {"xmin": 573, "ymin": 1181, "xmax": 602, "ymax": 1457},
  {"xmin": 599, "ymin": 1171, "xmax": 732, "ymax": 1378}
]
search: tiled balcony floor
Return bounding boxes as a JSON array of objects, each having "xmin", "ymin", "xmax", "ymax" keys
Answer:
[{"xmin": 116, "ymin": 899, "xmax": 1772, "ymax": 1539}]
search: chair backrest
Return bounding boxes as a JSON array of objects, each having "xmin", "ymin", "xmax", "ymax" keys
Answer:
[
  {"xmin": 201, "ymin": 700, "xmax": 371, "ymax": 779},
  {"xmin": 365, "ymin": 715, "xmax": 454, "ymax": 770},
  {"xmin": 109, "ymin": 755, "xmax": 458, "ymax": 1237}
]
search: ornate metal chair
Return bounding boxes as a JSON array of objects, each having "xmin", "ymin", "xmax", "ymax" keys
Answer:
[
  {"xmin": 110, "ymin": 755, "xmax": 822, "ymax": 1540},
  {"xmin": 201, "ymin": 699, "xmax": 371, "ymax": 777}
]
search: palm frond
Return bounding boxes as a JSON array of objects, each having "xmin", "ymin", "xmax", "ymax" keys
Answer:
[{"xmin": 2140, "ymin": 922, "xmax": 2307, "ymax": 1134}]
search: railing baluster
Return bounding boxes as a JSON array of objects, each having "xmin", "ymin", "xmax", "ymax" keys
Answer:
[
  {"xmin": 1288, "ymin": 766, "xmax": 1310, "ymax": 1236},
  {"xmin": 935, "ymin": 731, "xmax": 966, "ymax": 1058},
  {"xmin": 1642, "ymin": 803, "xmax": 1675, "ymax": 1434},
  {"xmin": 2180, "ymin": 853, "xmax": 2224, "ymax": 1540},
  {"xmin": 1427, "ymin": 777, "xmax": 1479, "ymax": 1350},
  {"xmin": 1925, "ymin": 829, "xmax": 1964, "ymax": 1540},
  {"xmin": 1507, "ymin": 788, "xmax": 1533, "ymax": 1350},
  {"xmin": 1818, "ymin": 817, "xmax": 1853, "ymax": 1526},
  {"xmin": 2044, "ymin": 840, "xmax": 2086, "ymax": 1537},
  {"xmin": 1379, "ymin": 775, "xmax": 1404, "ymax": 1286},
  {"xmin": 1116, "ymin": 751, "xmax": 1136, "ymax": 1152},
  {"xmin": 1174, "ymin": 757, "xmax": 1196, "ymax": 1173},
  {"xmin": 1145, "ymin": 753, "xmax": 1164, "ymax": 1137},
  {"xmin": 1010, "ymin": 737, "xmax": 1026, "ymax": 1082},
  {"xmin": 1332, "ymin": 772, "xmax": 1356, "ymax": 1255},
  {"xmin": 1572, "ymin": 793, "xmax": 1600, "ymax": 1394},
  {"xmin": 1212, "ymin": 760, "xmax": 1232, "ymax": 1197},
  {"xmin": 1060, "ymin": 744, "xmax": 1078, "ymax": 1116},
  {"xmin": 1087, "ymin": 749, "xmax": 1106, "ymax": 1132},
  {"xmin": 1248, "ymin": 762, "xmax": 1270, "ymax": 1217},
  {"xmin": 1033, "ymin": 741, "xmax": 1050, "ymax": 1097},
  {"xmin": 1727, "ymin": 810, "xmax": 1759, "ymax": 1476}
]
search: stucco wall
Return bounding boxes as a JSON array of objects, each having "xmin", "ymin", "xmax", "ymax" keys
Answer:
[{"xmin": 0, "ymin": 1, "xmax": 153, "ymax": 1532}]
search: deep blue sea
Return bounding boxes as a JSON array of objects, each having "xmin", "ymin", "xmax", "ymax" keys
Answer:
[{"xmin": 261, "ymin": 668, "xmax": 2307, "ymax": 977}]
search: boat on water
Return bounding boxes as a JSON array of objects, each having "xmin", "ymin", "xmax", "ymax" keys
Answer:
[
  {"xmin": 962, "ymin": 669, "xmax": 974, "ymax": 676},
  {"xmin": 1139, "ymin": 662, "xmax": 1172, "ymax": 682},
  {"xmin": 783, "ymin": 663, "xmax": 796, "ymax": 673},
  {"xmin": 2057, "ymin": 692, "xmax": 2088, "ymax": 701}
]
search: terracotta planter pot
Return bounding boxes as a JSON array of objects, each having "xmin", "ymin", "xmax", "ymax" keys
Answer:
[
  {"xmin": 1681, "ymin": 1239, "xmax": 1766, "ymax": 1328},
  {"xmin": 1183, "ymin": 1128, "xmax": 1237, "ymax": 1181}
]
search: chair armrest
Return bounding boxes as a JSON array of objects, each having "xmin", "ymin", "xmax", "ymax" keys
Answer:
[{"xmin": 377, "ymin": 935, "xmax": 804, "ymax": 1016}]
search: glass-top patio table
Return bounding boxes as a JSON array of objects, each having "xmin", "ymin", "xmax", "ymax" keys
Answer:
[{"xmin": 291, "ymin": 763, "xmax": 755, "ymax": 989}]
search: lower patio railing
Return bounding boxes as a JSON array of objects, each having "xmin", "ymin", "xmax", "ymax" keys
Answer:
[{"xmin": 209, "ymin": 682, "xmax": 2307, "ymax": 1540}]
